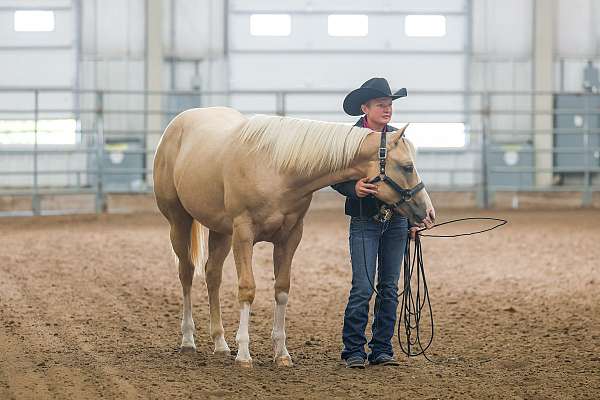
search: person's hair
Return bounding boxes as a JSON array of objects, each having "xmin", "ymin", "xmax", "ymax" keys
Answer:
[{"xmin": 361, "ymin": 97, "xmax": 392, "ymax": 113}]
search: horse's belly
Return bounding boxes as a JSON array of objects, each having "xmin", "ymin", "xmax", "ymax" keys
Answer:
[
  {"xmin": 253, "ymin": 200, "xmax": 310, "ymax": 242},
  {"xmin": 191, "ymin": 209, "xmax": 233, "ymax": 234},
  {"xmin": 255, "ymin": 216, "xmax": 294, "ymax": 242}
]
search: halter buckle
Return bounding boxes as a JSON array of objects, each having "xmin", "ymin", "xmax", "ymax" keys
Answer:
[{"xmin": 378, "ymin": 147, "xmax": 387, "ymax": 159}]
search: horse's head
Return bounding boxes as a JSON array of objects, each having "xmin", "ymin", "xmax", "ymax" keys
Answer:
[{"xmin": 368, "ymin": 125, "xmax": 434, "ymax": 227}]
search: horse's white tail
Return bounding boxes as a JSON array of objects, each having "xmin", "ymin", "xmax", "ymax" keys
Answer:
[{"xmin": 189, "ymin": 220, "xmax": 207, "ymax": 280}]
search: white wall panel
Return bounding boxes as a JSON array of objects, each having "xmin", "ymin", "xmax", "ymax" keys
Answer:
[
  {"xmin": 0, "ymin": 9, "xmax": 72, "ymax": 47},
  {"xmin": 285, "ymin": 112, "xmax": 355, "ymax": 123},
  {"xmin": 279, "ymin": 93, "xmax": 466, "ymax": 121},
  {"xmin": 0, "ymin": 0, "xmax": 75, "ymax": 96},
  {"xmin": 472, "ymin": 0, "xmax": 532, "ymax": 56},
  {"xmin": 229, "ymin": 94, "xmax": 277, "ymax": 113},
  {"xmin": 229, "ymin": 53, "xmax": 464, "ymax": 91},
  {"xmin": 230, "ymin": 14, "xmax": 465, "ymax": 51},
  {"xmin": 173, "ymin": 0, "xmax": 207, "ymax": 56},
  {"xmin": 282, "ymin": 93, "xmax": 346, "ymax": 113},
  {"xmin": 80, "ymin": 0, "xmax": 96, "ymax": 55},
  {"xmin": 96, "ymin": 0, "xmax": 144, "ymax": 57},
  {"xmin": 0, "ymin": 92, "xmax": 34, "ymax": 113},
  {"xmin": 0, "ymin": 0, "xmax": 70, "ymax": 7},
  {"xmin": 162, "ymin": 0, "xmax": 225, "ymax": 58},
  {"xmin": 92, "ymin": 60, "xmax": 145, "ymax": 91},
  {"xmin": 38, "ymin": 91, "xmax": 74, "ymax": 115},
  {"xmin": 0, "ymin": 50, "xmax": 75, "ymax": 87},
  {"xmin": 170, "ymin": 0, "xmax": 209, "ymax": 57},
  {"xmin": 228, "ymin": 0, "xmax": 468, "ymax": 126},
  {"xmin": 94, "ymin": 61, "xmax": 145, "ymax": 131},
  {"xmin": 471, "ymin": 60, "xmax": 533, "ymax": 143},
  {"xmin": 557, "ymin": 0, "xmax": 595, "ymax": 57},
  {"xmin": 95, "ymin": 0, "xmax": 125, "ymax": 55},
  {"xmin": 78, "ymin": 58, "xmax": 145, "ymax": 149},
  {"xmin": 470, "ymin": 0, "xmax": 532, "ymax": 111},
  {"xmin": 230, "ymin": 0, "xmax": 465, "ymax": 13}
]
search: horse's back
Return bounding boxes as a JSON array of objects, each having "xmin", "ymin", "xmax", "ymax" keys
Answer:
[
  {"xmin": 172, "ymin": 107, "xmax": 246, "ymax": 181},
  {"xmin": 180, "ymin": 107, "xmax": 247, "ymax": 139},
  {"xmin": 154, "ymin": 106, "xmax": 247, "ymax": 175},
  {"xmin": 158, "ymin": 107, "xmax": 245, "ymax": 148}
]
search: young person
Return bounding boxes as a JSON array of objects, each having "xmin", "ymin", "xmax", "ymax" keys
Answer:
[{"xmin": 332, "ymin": 78, "xmax": 435, "ymax": 368}]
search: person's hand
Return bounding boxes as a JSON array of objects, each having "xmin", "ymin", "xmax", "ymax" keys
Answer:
[
  {"xmin": 410, "ymin": 207, "xmax": 436, "ymax": 240},
  {"xmin": 422, "ymin": 207, "xmax": 435, "ymax": 229},
  {"xmin": 409, "ymin": 226, "xmax": 419, "ymax": 240},
  {"xmin": 355, "ymin": 177, "xmax": 378, "ymax": 198}
]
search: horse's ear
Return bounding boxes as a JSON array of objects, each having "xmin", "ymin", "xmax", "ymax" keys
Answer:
[{"xmin": 390, "ymin": 123, "xmax": 410, "ymax": 146}]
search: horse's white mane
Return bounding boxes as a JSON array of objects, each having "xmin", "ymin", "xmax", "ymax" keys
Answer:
[{"xmin": 237, "ymin": 115, "xmax": 372, "ymax": 176}]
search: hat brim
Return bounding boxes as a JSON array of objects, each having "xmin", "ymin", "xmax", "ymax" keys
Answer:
[{"xmin": 343, "ymin": 87, "xmax": 407, "ymax": 116}]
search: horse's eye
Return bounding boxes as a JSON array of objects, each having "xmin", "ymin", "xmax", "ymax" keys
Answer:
[{"xmin": 402, "ymin": 165, "xmax": 414, "ymax": 173}]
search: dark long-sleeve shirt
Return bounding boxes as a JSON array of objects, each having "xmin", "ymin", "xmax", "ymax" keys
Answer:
[{"xmin": 330, "ymin": 117, "xmax": 397, "ymax": 217}]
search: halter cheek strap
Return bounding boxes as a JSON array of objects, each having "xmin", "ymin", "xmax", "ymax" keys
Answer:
[
  {"xmin": 369, "ymin": 126, "xmax": 425, "ymax": 206},
  {"xmin": 379, "ymin": 129, "xmax": 387, "ymax": 176}
]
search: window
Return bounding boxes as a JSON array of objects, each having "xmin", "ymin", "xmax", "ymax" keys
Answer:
[
  {"xmin": 14, "ymin": 10, "xmax": 55, "ymax": 32},
  {"xmin": 328, "ymin": 15, "xmax": 368, "ymax": 37},
  {"xmin": 250, "ymin": 14, "xmax": 291, "ymax": 36},
  {"xmin": 0, "ymin": 119, "xmax": 77, "ymax": 145},
  {"xmin": 404, "ymin": 15, "xmax": 446, "ymax": 37},
  {"xmin": 399, "ymin": 122, "xmax": 465, "ymax": 148}
]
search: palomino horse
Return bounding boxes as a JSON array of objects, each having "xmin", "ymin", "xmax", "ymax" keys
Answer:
[{"xmin": 153, "ymin": 107, "xmax": 433, "ymax": 367}]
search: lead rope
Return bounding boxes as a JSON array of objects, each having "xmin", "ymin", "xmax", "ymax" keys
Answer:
[
  {"xmin": 399, "ymin": 231, "xmax": 434, "ymax": 360},
  {"xmin": 358, "ymin": 211, "xmax": 507, "ymax": 362}
]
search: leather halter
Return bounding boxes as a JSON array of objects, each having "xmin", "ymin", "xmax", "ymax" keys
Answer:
[{"xmin": 368, "ymin": 127, "xmax": 425, "ymax": 209}]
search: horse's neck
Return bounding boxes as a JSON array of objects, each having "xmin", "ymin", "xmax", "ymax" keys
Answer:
[
  {"xmin": 286, "ymin": 134, "xmax": 380, "ymax": 195},
  {"xmin": 290, "ymin": 167, "xmax": 363, "ymax": 194}
]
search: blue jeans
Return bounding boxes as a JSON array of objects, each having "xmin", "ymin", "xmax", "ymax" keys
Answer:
[{"xmin": 341, "ymin": 214, "xmax": 408, "ymax": 362}]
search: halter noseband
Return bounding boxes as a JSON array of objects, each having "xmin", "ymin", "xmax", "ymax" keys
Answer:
[{"xmin": 368, "ymin": 127, "xmax": 425, "ymax": 209}]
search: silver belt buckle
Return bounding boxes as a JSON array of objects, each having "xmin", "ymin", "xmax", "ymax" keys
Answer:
[{"xmin": 374, "ymin": 205, "xmax": 393, "ymax": 223}]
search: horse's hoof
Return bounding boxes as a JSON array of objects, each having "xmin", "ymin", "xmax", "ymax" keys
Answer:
[
  {"xmin": 213, "ymin": 349, "xmax": 231, "ymax": 357},
  {"xmin": 235, "ymin": 358, "xmax": 253, "ymax": 368},
  {"xmin": 179, "ymin": 345, "xmax": 196, "ymax": 354},
  {"xmin": 275, "ymin": 356, "xmax": 293, "ymax": 367}
]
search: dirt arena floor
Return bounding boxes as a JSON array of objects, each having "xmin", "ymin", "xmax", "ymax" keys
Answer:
[{"xmin": 1, "ymin": 207, "xmax": 599, "ymax": 399}]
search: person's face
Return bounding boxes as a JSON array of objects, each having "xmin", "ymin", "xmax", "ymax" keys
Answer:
[{"xmin": 361, "ymin": 97, "xmax": 393, "ymax": 126}]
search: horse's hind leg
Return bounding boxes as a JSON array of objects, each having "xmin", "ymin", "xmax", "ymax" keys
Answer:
[
  {"xmin": 168, "ymin": 212, "xmax": 197, "ymax": 352},
  {"xmin": 205, "ymin": 229, "xmax": 232, "ymax": 355}
]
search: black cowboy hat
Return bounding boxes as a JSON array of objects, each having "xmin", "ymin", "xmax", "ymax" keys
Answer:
[{"xmin": 343, "ymin": 77, "xmax": 407, "ymax": 116}]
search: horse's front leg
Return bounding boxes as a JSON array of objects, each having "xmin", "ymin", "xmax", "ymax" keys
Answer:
[
  {"xmin": 232, "ymin": 222, "xmax": 256, "ymax": 367},
  {"xmin": 272, "ymin": 221, "xmax": 303, "ymax": 367}
]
